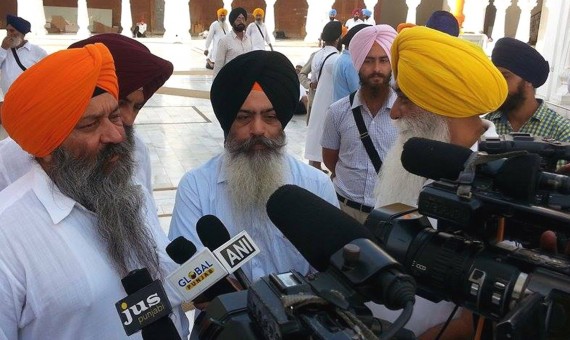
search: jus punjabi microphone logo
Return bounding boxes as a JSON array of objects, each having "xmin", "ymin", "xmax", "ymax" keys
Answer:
[{"xmin": 120, "ymin": 293, "xmax": 164, "ymax": 326}]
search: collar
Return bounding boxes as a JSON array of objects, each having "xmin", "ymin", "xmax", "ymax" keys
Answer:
[
  {"xmin": 31, "ymin": 162, "xmax": 78, "ymax": 225},
  {"xmin": 351, "ymin": 87, "xmax": 396, "ymax": 112},
  {"xmin": 230, "ymin": 30, "xmax": 248, "ymax": 40}
]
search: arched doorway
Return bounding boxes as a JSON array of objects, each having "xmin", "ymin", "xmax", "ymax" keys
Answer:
[
  {"xmin": 190, "ymin": 0, "xmax": 223, "ymax": 35},
  {"xmin": 0, "ymin": 0, "xmax": 17, "ymax": 28},
  {"xmin": 275, "ymin": 0, "xmax": 308, "ymax": 39}
]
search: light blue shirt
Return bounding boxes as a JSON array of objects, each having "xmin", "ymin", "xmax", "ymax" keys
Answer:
[
  {"xmin": 169, "ymin": 153, "xmax": 339, "ymax": 281},
  {"xmin": 333, "ymin": 50, "xmax": 359, "ymax": 102},
  {"xmin": 321, "ymin": 89, "xmax": 398, "ymax": 207}
]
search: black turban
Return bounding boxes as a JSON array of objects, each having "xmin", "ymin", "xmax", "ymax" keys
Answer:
[
  {"xmin": 7, "ymin": 15, "xmax": 31, "ymax": 34},
  {"xmin": 492, "ymin": 37, "xmax": 550, "ymax": 88},
  {"xmin": 229, "ymin": 7, "xmax": 247, "ymax": 26},
  {"xmin": 341, "ymin": 24, "xmax": 370, "ymax": 48},
  {"xmin": 321, "ymin": 21, "xmax": 342, "ymax": 43},
  {"xmin": 425, "ymin": 11, "xmax": 459, "ymax": 37},
  {"xmin": 211, "ymin": 50, "xmax": 299, "ymax": 137}
]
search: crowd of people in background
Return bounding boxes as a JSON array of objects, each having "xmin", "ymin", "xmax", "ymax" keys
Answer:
[{"xmin": 0, "ymin": 6, "xmax": 569, "ymax": 339}]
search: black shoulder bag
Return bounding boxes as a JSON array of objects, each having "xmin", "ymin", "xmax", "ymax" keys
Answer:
[{"xmin": 349, "ymin": 91, "xmax": 382, "ymax": 173}]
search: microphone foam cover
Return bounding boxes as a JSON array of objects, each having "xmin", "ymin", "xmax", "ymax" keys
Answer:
[
  {"xmin": 402, "ymin": 137, "xmax": 472, "ymax": 180},
  {"xmin": 121, "ymin": 268, "xmax": 152, "ymax": 294},
  {"xmin": 266, "ymin": 184, "xmax": 374, "ymax": 271},
  {"xmin": 166, "ymin": 236, "xmax": 197, "ymax": 265},
  {"xmin": 196, "ymin": 214, "xmax": 231, "ymax": 250}
]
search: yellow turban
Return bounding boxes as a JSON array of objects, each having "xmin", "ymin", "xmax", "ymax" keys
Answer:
[
  {"xmin": 253, "ymin": 8, "xmax": 264, "ymax": 17},
  {"xmin": 391, "ymin": 26, "xmax": 507, "ymax": 118},
  {"xmin": 1, "ymin": 43, "xmax": 118, "ymax": 157},
  {"xmin": 217, "ymin": 8, "xmax": 228, "ymax": 17}
]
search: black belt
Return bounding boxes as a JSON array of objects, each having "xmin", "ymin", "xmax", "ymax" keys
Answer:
[{"xmin": 336, "ymin": 193, "xmax": 373, "ymax": 213}]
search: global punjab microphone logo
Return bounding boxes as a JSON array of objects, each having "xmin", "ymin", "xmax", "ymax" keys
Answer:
[{"xmin": 177, "ymin": 261, "xmax": 216, "ymax": 290}]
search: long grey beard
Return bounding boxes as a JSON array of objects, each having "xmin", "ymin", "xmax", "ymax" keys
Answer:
[
  {"xmin": 224, "ymin": 132, "xmax": 287, "ymax": 242},
  {"xmin": 374, "ymin": 111, "xmax": 450, "ymax": 208},
  {"xmin": 46, "ymin": 134, "xmax": 160, "ymax": 278}
]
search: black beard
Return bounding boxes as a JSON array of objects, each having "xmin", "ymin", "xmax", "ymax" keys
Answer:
[
  {"xmin": 499, "ymin": 91, "xmax": 525, "ymax": 113},
  {"xmin": 234, "ymin": 24, "xmax": 246, "ymax": 32}
]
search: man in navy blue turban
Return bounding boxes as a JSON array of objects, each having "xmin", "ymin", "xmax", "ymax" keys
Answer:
[
  {"xmin": 425, "ymin": 10, "xmax": 459, "ymax": 37},
  {"xmin": 484, "ymin": 37, "xmax": 570, "ymax": 143}
]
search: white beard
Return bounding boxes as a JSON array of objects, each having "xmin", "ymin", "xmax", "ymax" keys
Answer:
[
  {"xmin": 374, "ymin": 111, "xmax": 450, "ymax": 208},
  {"xmin": 225, "ymin": 149, "xmax": 287, "ymax": 241}
]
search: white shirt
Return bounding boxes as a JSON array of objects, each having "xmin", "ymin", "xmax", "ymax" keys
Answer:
[
  {"xmin": 0, "ymin": 132, "xmax": 153, "ymax": 195},
  {"xmin": 246, "ymin": 21, "xmax": 272, "ymax": 51},
  {"xmin": 213, "ymin": 31, "xmax": 253, "ymax": 78},
  {"xmin": 0, "ymin": 42, "xmax": 47, "ymax": 94},
  {"xmin": 363, "ymin": 17, "xmax": 376, "ymax": 25},
  {"xmin": 137, "ymin": 23, "xmax": 147, "ymax": 34},
  {"xmin": 205, "ymin": 20, "xmax": 229, "ymax": 61},
  {"xmin": 0, "ymin": 163, "xmax": 189, "ymax": 339},
  {"xmin": 168, "ymin": 153, "xmax": 339, "ymax": 282},
  {"xmin": 345, "ymin": 18, "xmax": 364, "ymax": 30}
]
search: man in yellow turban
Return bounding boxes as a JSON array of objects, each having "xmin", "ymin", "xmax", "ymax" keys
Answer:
[
  {"xmin": 0, "ymin": 44, "xmax": 189, "ymax": 338},
  {"xmin": 247, "ymin": 7, "xmax": 274, "ymax": 51},
  {"xmin": 372, "ymin": 26, "xmax": 507, "ymax": 338},
  {"xmin": 204, "ymin": 8, "xmax": 229, "ymax": 69}
]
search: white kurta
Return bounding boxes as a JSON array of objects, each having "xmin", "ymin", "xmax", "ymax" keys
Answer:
[
  {"xmin": 204, "ymin": 20, "xmax": 229, "ymax": 61},
  {"xmin": 304, "ymin": 47, "xmax": 339, "ymax": 162},
  {"xmin": 246, "ymin": 22, "xmax": 272, "ymax": 50}
]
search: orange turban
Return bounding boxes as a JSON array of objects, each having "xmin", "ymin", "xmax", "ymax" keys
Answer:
[
  {"xmin": 397, "ymin": 22, "xmax": 416, "ymax": 33},
  {"xmin": 217, "ymin": 8, "xmax": 227, "ymax": 17},
  {"xmin": 1, "ymin": 43, "xmax": 118, "ymax": 157},
  {"xmin": 253, "ymin": 8, "xmax": 264, "ymax": 17}
]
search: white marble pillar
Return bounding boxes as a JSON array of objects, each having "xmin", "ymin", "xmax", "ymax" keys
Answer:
[
  {"xmin": 515, "ymin": 0, "xmax": 538, "ymax": 43},
  {"xmin": 76, "ymin": 0, "xmax": 90, "ymax": 38},
  {"xmin": 462, "ymin": 0, "xmax": 489, "ymax": 33},
  {"xmin": 491, "ymin": 0, "xmax": 511, "ymax": 42},
  {"xmin": 17, "ymin": 0, "xmax": 47, "ymax": 36},
  {"xmin": 223, "ymin": 0, "xmax": 233, "ymax": 16},
  {"xmin": 405, "ymin": 0, "xmax": 421, "ymax": 24},
  {"xmin": 264, "ymin": 0, "xmax": 276, "ymax": 40},
  {"xmin": 364, "ymin": 0, "xmax": 378, "ymax": 21},
  {"xmin": 163, "ymin": 0, "xmax": 191, "ymax": 42},
  {"xmin": 120, "ymin": 0, "xmax": 133, "ymax": 37},
  {"xmin": 304, "ymin": 0, "xmax": 334, "ymax": 43},
  {"xmin": 535, "ymin": 0, "xmax": 570, "ymax": 103}
]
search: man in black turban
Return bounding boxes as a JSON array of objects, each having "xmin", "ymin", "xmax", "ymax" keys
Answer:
[
  {"xmin": 484, "ymin": 37, "xmax": 570, "ymax": 143},
  {"xmin": 169, "ymin": 51, "xmax": 339, "ymax": 283},
  {"xmin": 213, "ymin": 7, "xmax": 252, "ymax": 77}
]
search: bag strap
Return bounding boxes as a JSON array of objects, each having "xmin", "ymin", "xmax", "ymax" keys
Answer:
[
  {"xmin": 317, "ymin": 52, "xmax": 336, "ymax": 83},
  {"xmin": 349, "ymin": 91, "xmax": 382, "ymax": 173},
  {"xmin": 220, "ymin": 21, "xmax": 226, "ymax": 35},
  {"xmin": 255, "ymin": 23, "xmax": 264, "ymax": 39},
  {"xmin": 11, "ymin": 48, "xmax": 27, "ymax": 71}
]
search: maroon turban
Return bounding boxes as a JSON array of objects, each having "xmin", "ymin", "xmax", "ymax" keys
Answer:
[{"xmin": 68, "ymin": 33, "xmax": 173, "ymax": 103}]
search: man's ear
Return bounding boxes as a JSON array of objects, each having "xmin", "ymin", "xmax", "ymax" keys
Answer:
[{"xmin": 36, "ymin": 153, "xmax": 53, "ymax": 172}]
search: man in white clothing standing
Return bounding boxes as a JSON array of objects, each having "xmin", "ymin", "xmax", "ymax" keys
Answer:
[
  {"xmin": 247, "ymin": 8, "xmax": 273, "ymax": 51},
  {"xmin": 0, "ymin": 15, "xmax": 47, "ymax": 95},
  {"xmin": 213, "ymin": 7, "xmax": 253, "ymax": 78},
  {"xmin": 204, "ymin": 8, "xmax": 229, "ymax": 70}
]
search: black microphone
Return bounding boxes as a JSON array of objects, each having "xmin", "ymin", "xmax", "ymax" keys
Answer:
[
  {"xmin": 196, "ymin": 214, "xmax": 252, "ymax": 289},
  {"xmin": 401, "ymin": 137, "xmax": 570, "ymax": 200},
  {"xmin": 166, "ymin": 236, "xmax": 238, "ymax": 303},
  {"xmin": 119, "ymin": 268, "xmax": 181, "ymax": 340},
  {"xmin": 266, "ymin": 185, "xmax": 416, "ymax": 310}
]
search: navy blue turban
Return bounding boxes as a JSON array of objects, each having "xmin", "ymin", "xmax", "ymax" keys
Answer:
[
  {"xmin": 492, "ymin": 37, "xmax": 550, "ymax": 88},
  {"xmin": 211, "ymin": 51, "xmax": 299, "ymax": 137},
  {"xmin": 425, "ymin": 11, "xmax": 459, "ymax": 37},
  {"xmin": 7, "ymin": 15, "xmax": 31, "ymax": 34},
  {"xmin": 229, "ymin": 7, "xmax": 247, "ymax": 26}
]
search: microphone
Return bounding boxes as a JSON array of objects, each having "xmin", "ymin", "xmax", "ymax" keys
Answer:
[
  {"xmin": 116, "ymin": 268, "xmax": 181, "ymax": 339},
  {"xmin": 401, "ymin": 137, "xmax": 570, "ymax": 200},
  {"xmin": 266, "ymin": 185, "xmax": 416, "ymax": 310},
  {"xmin": 196, "ymin": 215, "xmax": 252, "ymax": 289},
  {"xmin": 165, "ymin": 236, "xmax": 235, "ymax": 304}
]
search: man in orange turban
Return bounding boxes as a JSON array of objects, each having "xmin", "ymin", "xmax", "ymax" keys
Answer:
[
  {"xmin": 247, "ymin": 7, "xmax": 273, "ymax": 51},
  {"xmin": 204, "ymin": 8, "xmax": 230, "ymax": 69},
  {"xmin": 0, "ymin": 44, "xmax": 189, "ymax": 338},
  {"xmin": 372, "ymin": 26, "xmax": 507, "ymax": 338}
]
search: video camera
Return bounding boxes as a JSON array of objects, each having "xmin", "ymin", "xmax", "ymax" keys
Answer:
[{"xmin": 364, "ymin": 136, "xmax": 570, "ymax": 339}]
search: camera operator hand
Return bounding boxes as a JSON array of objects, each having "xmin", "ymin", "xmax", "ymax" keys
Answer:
[{"xmin": 540, "ymin": 230, "xmax": 570, "ymax": 255}]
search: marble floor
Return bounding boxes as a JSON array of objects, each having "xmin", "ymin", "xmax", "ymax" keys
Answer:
[{"xmin": 0, "ymin": 34, "xmax": 321, "ymax": 234}]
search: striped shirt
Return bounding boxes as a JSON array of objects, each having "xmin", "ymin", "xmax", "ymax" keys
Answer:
[
  {"xmin": 484, "ymin": 99, "xmax": 570, "ymax": 142},
  {"xmin": 321, "ymin": 89, "xmax": 398, "ymax": 207}
]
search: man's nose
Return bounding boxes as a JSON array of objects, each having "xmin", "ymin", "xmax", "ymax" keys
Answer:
[
  {"xmin": 101, "ymin": 119, "xmax": 125, "ymax": 144},
  {"xmin": 250, "ymin": 115, "xmax": 266, "ymax": 136}
]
